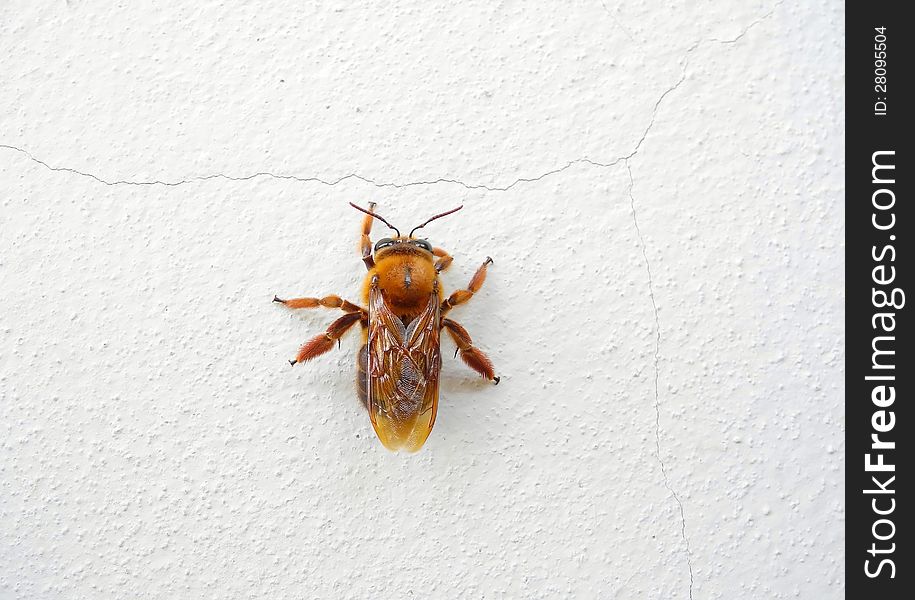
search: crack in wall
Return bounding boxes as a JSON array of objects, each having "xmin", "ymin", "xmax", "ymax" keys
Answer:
[
  {"xmin": 607, "ymin": 5, "xmax": 781, "ymax": 598},
  {"xmin": 0, "ymin": 7, "xmax": 781, "ymax": 597},
  {"xmin": 0, "ymin": 2, "xmax": 782, "ymax": 197},
  {"xmin": 0, "ymin": 142, "xmax": 629, "ymax": 192},
  {"xmin": 626, "ymin": 162, "xmax": 694, "ymax": 599},
  {"xmin": 598, "ymin": 0, "xmax": 637, "ymax": 44}
]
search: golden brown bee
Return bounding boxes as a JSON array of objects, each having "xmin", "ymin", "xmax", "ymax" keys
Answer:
[{"xmin": 274, "ymin": 202, "xmax": 498, "ymax": 452}]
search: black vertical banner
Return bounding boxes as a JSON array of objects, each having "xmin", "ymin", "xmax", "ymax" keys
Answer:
[{"xmin": 847, "ymin": 2, "xmax": 911, "ymax": 596}]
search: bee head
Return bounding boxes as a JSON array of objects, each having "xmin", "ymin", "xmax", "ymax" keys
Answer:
[
  {"xmin": 349, "ymin": 203, "xmax": 463, "ymax": 260},
  {"xmin": 373, "ymin": 236, "xmax": 434, "ymax": 257}
]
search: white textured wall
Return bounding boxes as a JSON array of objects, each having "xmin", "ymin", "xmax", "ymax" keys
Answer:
[{"xmin": 1, "ymin": 1, "xmax": 844, "ymax": 598}]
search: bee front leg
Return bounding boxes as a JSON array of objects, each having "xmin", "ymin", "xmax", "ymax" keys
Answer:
[
  {"xmin": 289, "ymin": 312, "xmax": 363, "ymax": 366},
  {"xmin": 442, "ymin": 318, "xmax": 499, "ymax": 384},
  {"xmin": 440, "ymin": 256, "xmax": 492, "ymax": 314},
  {"xmin": 432, "ymin": 247, "xmax": 453, "ymax": 273},
  {"xmin": 359, "ymin": 201, "xmax": 377, "ymax": 270}
]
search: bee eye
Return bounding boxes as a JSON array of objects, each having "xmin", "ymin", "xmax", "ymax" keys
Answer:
[
  {"xmin": 411, "ymin": 239, "xmax": 432, "ymax": 251},
  {"xmin": 374, "ymin": 238, "xmax": 395, "ymax": 251}
]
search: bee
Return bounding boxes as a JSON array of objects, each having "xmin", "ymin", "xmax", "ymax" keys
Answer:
[{"xmin": 274, "ymin": 202, "xmax": 499, "ymax": 452}]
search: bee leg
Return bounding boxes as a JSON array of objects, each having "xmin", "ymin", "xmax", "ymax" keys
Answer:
[
  {"xmin": 442, "ymin": 318, "xmax": 499, "ymax": 384},
  {"xmin": 432, "ymin": 247, "xmax": 453, "ymax": 273},
  {"xmin": 289, "ymin": 312, "xmax": 363, "ymax": 366},
  {"xmin": 359, "ymin": 201, "xmax": 377, "ymax": 270},
  {"xmin": 273, "ymin": 294, "xmax": 366, "ymax": 316},
  {"xmin": 440, "ymin": 256, "xmax": 493, "ymax": 314}
]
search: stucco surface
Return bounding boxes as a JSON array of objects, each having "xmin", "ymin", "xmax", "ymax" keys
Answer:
[{"xmin": 1, "ymin": 1, "xmax": 844, "ymax": 598}]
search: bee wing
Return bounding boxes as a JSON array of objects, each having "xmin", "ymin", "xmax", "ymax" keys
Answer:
[{"xmin": 366, "ymin": 280, "xmax": 442, "ymax": 452}]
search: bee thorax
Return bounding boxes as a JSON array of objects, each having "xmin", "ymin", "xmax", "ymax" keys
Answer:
[{"xmin": 371, "ymin": 254, "xmax": 437, "ymax": 316}]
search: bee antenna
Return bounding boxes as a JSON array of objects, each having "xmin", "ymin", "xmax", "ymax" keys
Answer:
[
  {"xmin": 409, "ymin": 205, "xmax": 463, "ymax": 238},
  {"xmin": 349, "ymin": 202, "xmax": 400, "ymax": 237}
]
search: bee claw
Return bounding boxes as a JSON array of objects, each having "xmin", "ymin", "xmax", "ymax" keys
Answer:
[
  {"xmin": 492, "ymin": 376, "xmax": 500, "ymax": 385},
  {"xmin": 454, "ymin": 348, "xmax": 459, "ymax": 359},
  {"xmin": 288, "ymin": 359, "xmax": 297, "ymax": 367},
  {"xmin": 485, "ymin": 256, "xmax": 493, "ymax": 265},
  {"xmin": 273, "ymin": 295, "xmax": 285, "ymax": 303}
]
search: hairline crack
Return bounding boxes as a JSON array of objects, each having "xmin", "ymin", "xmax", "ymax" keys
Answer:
[{"xmin": 1, "ymin": 2, "xmax": 782, "ymax": 197}]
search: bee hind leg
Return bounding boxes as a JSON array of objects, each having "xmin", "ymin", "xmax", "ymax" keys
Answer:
[
  {"xmin": 289, "ymin": 312, "xmax": 363, "ymax": 366},
  {"xmin": 442, "ymin": 318, "xmax": 499, "ymax": 384}
]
